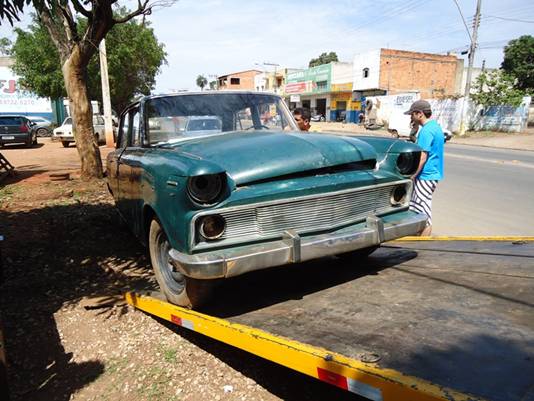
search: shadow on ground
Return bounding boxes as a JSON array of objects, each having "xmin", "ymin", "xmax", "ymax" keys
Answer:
[
  {"xmin": 0, "ymin": 193, "xmax": 380, "ymax": 401},
  {"xmin": 0, "ymin": 201, "xmax": 153, "ymax": 401}
]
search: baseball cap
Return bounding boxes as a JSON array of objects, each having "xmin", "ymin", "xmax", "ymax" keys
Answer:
[{"xmin": 404, "ymin": 100, "xmax": 432, "ymax": 115}]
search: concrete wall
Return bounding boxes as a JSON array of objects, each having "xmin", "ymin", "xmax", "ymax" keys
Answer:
[
  {"xmin": 353, "ymin": 50, "xmax": 381, "ymax": 90},
  {"xmin": 378, "ymin": 49, "xmax": 460, "ymax": 98}
]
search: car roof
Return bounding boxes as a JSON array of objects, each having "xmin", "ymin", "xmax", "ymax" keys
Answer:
[{"xmin": 135, "ymin": 91, "xmax": 280, "ymax": 105}]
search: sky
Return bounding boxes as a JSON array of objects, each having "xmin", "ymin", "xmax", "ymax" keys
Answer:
[{"xmin": 1, "ymin": 0, "xmax": 533, "ymax": 92}]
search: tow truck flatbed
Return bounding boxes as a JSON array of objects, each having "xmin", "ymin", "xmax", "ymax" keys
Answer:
[{"xmin": 126, "ymin": 239, "xmax": 534, "ymax": 401}]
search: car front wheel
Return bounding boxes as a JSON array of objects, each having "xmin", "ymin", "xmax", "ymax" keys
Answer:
[
  {"xmin": 61, "ymin": 141, "xmax": 70, "ymax": 147},
  {"xmin": 149, "ymin": 219, "xmax": 214, "ymax": 308}
]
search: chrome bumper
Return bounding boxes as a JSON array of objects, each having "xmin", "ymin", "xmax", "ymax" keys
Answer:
[{"xmin": 169, "ymin": 212, "xmax": 427, "ymax": 280}]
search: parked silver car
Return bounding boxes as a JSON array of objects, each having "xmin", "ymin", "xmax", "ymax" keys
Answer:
[{"xmin": 28, "ymin": 116, "xmax": 53, "ymax": 137}]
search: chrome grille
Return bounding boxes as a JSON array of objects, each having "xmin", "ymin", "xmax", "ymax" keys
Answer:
[{"xmin": 193, "ymin": 181, "xmax": 411, "ymax": 250}]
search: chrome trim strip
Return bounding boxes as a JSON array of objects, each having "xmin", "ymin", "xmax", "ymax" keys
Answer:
[
  {"xmin": 171, "ymin": 213, "xmax": 427, "ymax": 280},
  {"xmin": 189, "ymin": 179, "xmax": 412, "ymax": 250}
]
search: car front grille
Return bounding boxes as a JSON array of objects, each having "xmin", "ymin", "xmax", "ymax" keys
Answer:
[{"xmin": 192, "ymin": 180, "xmax": 411, "ymax": 250}]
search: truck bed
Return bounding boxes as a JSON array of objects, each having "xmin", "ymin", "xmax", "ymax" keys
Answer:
[{"xmin": 129, "ymin": 240, "xmax": 534, "ymax": 401}]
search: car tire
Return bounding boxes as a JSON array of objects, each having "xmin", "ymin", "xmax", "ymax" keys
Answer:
[
  {"xmin": 337, "ymin": 245, "xmax": 379, "ymax": 261},
  {"xmin": 26, "ymin": 138, "xmax": 33, "ymax": 148},
  {"xmin": 61, "ymin": 141, "xmax": 70, "ymax": 148},
  {"xmin": 149, "ymin": 219, "xmax": 214, "ymax": 308},
  {"xmin": 36, "ymin": 127, "xmax": 49, "ymax": 137}
]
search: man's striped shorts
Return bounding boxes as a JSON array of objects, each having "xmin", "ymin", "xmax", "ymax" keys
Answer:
[{"xmin": 409, "ymin": 179, "xmax": 438, "ymax": 226}]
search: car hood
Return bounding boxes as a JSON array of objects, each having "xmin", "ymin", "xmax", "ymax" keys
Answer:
[{"xmin": 174, "ymin": 131, "xmax": 377, "ymax": 185}]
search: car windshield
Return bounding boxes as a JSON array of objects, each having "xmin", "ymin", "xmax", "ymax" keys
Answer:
[{"xmin": 146, "ymin": 93, "xmax": 299, "ymax": 146}]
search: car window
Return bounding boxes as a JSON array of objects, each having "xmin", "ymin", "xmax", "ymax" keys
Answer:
[
  {"xmin": 0, "ymin": 117, "xmax": 23, "ymax": 125},
  {"xmin": 118, "ymin": 111, "xmax": 130, "ymax": 148},
  {"xmin": 235, "ymin": 108, "xmax": 254, "ymax": 130},
  {"xmin": 131, "ymin": 109, "xmax": 141, "ymax": 146},
  {"xmin": 93, "ymin": 115, "xmax": 105, "ymax": 125},
  {"xmin": 64, "ymin": 117, "xmax": 73, "ymax": 125}
]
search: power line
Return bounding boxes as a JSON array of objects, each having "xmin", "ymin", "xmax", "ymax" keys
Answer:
[
  {"xmin": 483, "ymin": 15, "xmax": 534, "ymax": 24},
  {"xmin": 452, "ymin": 0, "xmax": 473, "ymax": 42}
]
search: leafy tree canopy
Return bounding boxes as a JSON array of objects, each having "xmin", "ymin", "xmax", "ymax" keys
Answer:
[
  {"xmin": 8, "ymin": 9, "xmax": 167, "ymax": 113},
  {"xmin": 501, "ymin": 35, "xmax": 534, "ymax": 93},
  {"xmin": 308, "ymin": 51, "xmax": 338, "ymax": 68},
  {"xmin": 471, "ymin": 70, "xmax": 525, "ymax": 108},
  {"xmin": 196, "ymin": 74, "xmax": 207, "ymax": 90}
]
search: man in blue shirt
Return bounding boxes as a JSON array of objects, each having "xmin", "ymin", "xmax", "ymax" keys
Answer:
[{"xmin": 404, "ymin": 100, "xmax": 444, "ymax": 236}]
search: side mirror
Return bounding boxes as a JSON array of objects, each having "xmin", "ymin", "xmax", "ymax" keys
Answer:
[{"xmin": 30, "ymin": 122, "xmax": 37, "ymax": 126}]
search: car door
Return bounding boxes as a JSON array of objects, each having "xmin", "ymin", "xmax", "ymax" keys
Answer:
[
  {"xmin": 107, "ymin": 109, "xmax": 131, "ymax": 202},
  {"xmin": 116, "ymin": 106, "xmax": 147, "ymax": 237}
]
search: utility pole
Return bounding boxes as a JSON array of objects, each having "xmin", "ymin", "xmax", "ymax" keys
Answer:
[
  {"xmin": 99, "ymin": 38, "xmax": 114, "ymax": 147},
  {"xmin": 459, "ymin": 0, "xmax": 482, "ymax": 136}
]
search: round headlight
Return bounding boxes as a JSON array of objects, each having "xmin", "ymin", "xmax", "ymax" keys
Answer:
[
  {"xmin": 187, "ymin": 173, "xmax": 225, "ymax": 205},
  {"xmin": 198, "ymin": 215, "xmax": 226, "ymax": 240},
  {"xmin": 391, "ymin": 185, "xmax": 407, "ymax": 205},
  {"xmin": 397, "ymin": 152, "xmax": 420, "ymax": 176}
]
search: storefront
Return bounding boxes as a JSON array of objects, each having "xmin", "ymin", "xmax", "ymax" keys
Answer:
[
  {"xmin": 330, "ymin": 83, "xmax": 361, "ymax": 123},
  {"xmin": 285, "ymin": 64, "xmax": 332, "ymax": 120}
]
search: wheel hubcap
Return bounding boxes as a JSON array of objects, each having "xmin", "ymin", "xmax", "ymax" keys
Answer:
[{"xmin": 157, "ymin": 232, "xmax": 185, "ymax": 292}]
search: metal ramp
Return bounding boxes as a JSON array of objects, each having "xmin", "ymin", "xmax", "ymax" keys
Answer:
[{"xmin": 126, "ymin": 238, "xmax": 534, "ymax": 401}]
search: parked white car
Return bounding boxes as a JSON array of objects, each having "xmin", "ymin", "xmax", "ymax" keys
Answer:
[{"xmin": 53, "ymin": 115, "xmax": 108, "ymax": 147}]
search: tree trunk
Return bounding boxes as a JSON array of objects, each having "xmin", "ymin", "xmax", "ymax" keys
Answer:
[{"xmin": 62, "ymin": 44, "xmax": 103, "ymax": 180}]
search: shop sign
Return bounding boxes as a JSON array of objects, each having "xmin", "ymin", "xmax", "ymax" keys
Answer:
[
  {"xmin": 285, "ymin": 82, "xmax": 307, "ymax": 94},
  {"xmin": 287, "ymin": 64, "xmax": 331, "ymax": 85},
  {"xmin": 290, "ymin": 95, "xmax": 301, "ymax": 102},
  {"xmin": 331, "ymin": 83, "xmax": 353, "ymax": 92},
  {"xmin": 0, "ymin": 66, "xmax": 52, "ymax": 114}
]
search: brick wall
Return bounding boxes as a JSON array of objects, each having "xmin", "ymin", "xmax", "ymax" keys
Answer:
[
  {"xmin": 218, "ymin": 70, "xmax": 261, "ymax": 90},
  {"xmin": 378, "ymin": 49, "xmax": 460, "ymax": 99}
]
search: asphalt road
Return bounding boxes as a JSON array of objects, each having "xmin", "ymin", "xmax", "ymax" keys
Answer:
[{"xmin": 433, "ymin": 143, "xmax": 534, "ymax": 236}]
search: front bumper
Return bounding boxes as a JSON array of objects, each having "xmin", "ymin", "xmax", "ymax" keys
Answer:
[{"xmin": 169, "ymin": 211, "xmax": 427, "ymax": 279}]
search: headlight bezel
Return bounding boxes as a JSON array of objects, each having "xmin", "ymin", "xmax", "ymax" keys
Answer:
[
  {"xmin": 186, "ymin": 172, "xmax": 227, "ymax": 206},
  {"xmin": 198, "ymin": 214, "xmax": 226, "ymax": 240},
  {"xmin": 396, "ymin": 151, "xmax": 421, "ymax": 176}
]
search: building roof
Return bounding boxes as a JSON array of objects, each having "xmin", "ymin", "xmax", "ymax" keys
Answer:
[{"xmin": 218, "ymin": 69, "xmax": 262, "ymax": 79}]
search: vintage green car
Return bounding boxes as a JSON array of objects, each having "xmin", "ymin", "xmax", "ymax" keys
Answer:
[{"xmin": 107, "ymin": 92, "xmax": 427, "ymax": 308}]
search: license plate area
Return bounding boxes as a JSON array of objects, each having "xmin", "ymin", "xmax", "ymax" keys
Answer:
[{"xmin": 2, "ymin": 136, "xmax": 15, "ymax": 140}]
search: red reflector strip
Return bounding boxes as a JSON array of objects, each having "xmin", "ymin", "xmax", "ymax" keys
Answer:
[
  {"xmin": 317, "ymin": 367, "xmax": 383, "ymax": 401},
  {"xmin": 170, "ymin": 314, "xmax": 194, "ymax": 331},
  {"xmin": 170, "ymin": 314, "xmax": 182, "ymax": 325},
  {"xmin": 317, "ymin": 367, "xmax": 348, "ymax": 390}
]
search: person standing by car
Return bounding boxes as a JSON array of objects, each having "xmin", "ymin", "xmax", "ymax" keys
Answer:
[
  {"xmin": 292, "ymin": 108, "xmax": 311, "ymax": 131},
  {"xmin": 404, "ymin": 100, "xmax": 444, "ymax": 236}
]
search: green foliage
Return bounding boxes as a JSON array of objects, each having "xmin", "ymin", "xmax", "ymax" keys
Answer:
[
  {"xmin": 10, "ymin": 11, "xmax": 167, "ymax": 113},
  {"xmin": 208, "ymin": 80, "xmax": 217, "ymax": 90},
  {"xmin": 501, "ymin": 35, "xmax": 534, "ymax": 93},
  {"xmin": 471, "ymin": 70, "xmax": 526, "ymax": 108},
  {"xmin": 196, "ymin": 74, "xmax": 207, "ymax": 90},
  {"xmin": 0, "ymin": 37, "xmax": 11, "ymax": 55},
  {"xmin": 308, "ymin": 51, "xmax": 338, "ymax": 68}
]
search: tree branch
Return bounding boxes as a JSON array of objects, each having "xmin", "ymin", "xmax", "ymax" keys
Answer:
[
  {"xmin": 37, "ymin": 6, "xmax": 69, "ymax": 61},
  {"xmin": 57, "ymin": 2, "xmax": 79, "ymax": 43},
  {"xmin": 112, "ymin": 0, "xmax": 151, "ymax": 24},
  {"xmin": 70, "ymin": 0, "xmax": 91, "ymax": 18}
]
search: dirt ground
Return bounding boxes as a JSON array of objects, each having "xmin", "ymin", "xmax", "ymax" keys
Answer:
[{"xmin": 0, "ymin": 139, "xmax": 362, "ymax": 400}]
